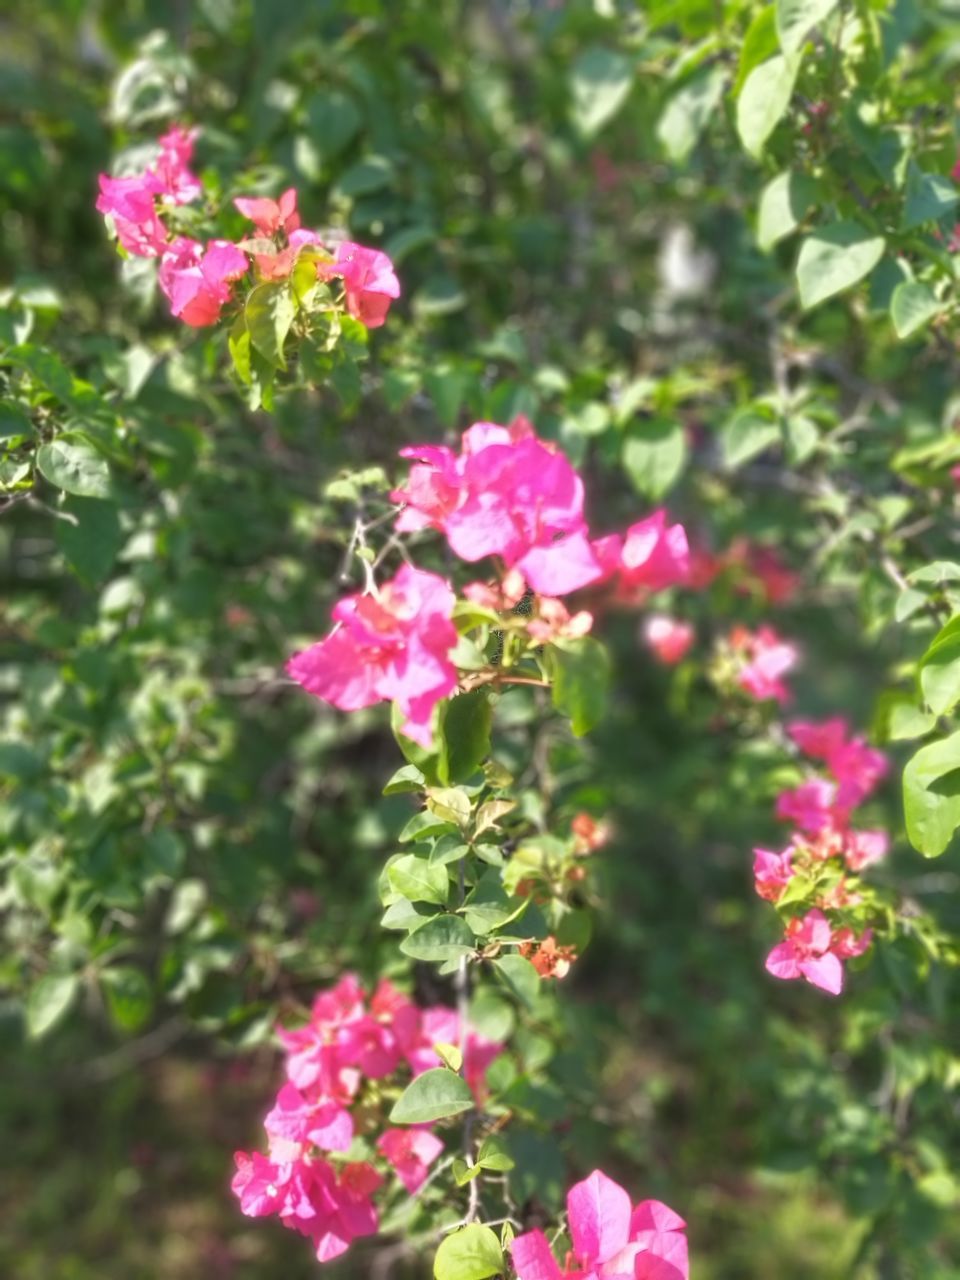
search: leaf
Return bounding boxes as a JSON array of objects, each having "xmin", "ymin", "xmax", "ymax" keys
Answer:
[
  {"xmin": 757, "ymin": 169, "xmax": 817, "ymax": 251},
  {"xmin": 548, "ymin": 639, "xmax": 610, "ymax": 738},
  {"xmin": 796, "ymin": 221, "xmax": 886, "ymax": 310},
  {"xmin": 400, "ymin": 915, "xmax": 476, "ymax": 962},
  {"xmin": 439, "ymin": 690, "xmax": 493, "ymax": 785},
  {"xmin": 493, "ymin": 954, "xmax": 540, "ymax": 1008},
  {"xmin": 383, "ymin": 764, "xmax": 426, "ymax": 795},
  {"xmin": 720, "ymin": 407, "xmax": 781, "ymax": 469},
  {"xmin": 390, "ymin": 1067, "xmax": 474, "ymax": 1125},
  {"xmin": 306, "ymin": 90, "xmax": 363, "ymax": 158},
  {"xmin": 426, "ymin": 786, "xmax": 473, "ymax": 829},
  {"xmin": 733, "ymin": 6, "xmax": 779, "ymax": 96},
  {"xmin": 903, "ymin": 730, "xmax": 960, "ymax": 857},
  {"xmin": 477, "ymin": 1135, "xmax": 515, "ymax": 1172},
  {"xmin": 736, "ymin": 55, "xmax": 799, "ymax": 159},
  {"xmin": 570, "ymin": 47, "xmax": 634, "ymax": 138},
  {"xmin": 26, "ymin": 972, "xmax": 79, "ymax": 1039},
  {"xmin": 903, "ymin": 163, "xmax": 959, "ymax": 230},
  {"xmin": 776, "ymin": 0, "xmax": 840, "ymax": 56},
  {"xmin": 245, "ymin": 282, "xmax": 298, "ymax": 369},
  {"xmin": 100, "ymin": 965, "xmax": 153, "ymax": 1031},
  {"xmin": 890, "ymin": 281, "xmax": 944, "ymax": 339},
  {"xmin": 463, "ymin": 872, "xmax": 522, "ymax": 936},
  {"xmin": 622, "ymin": 421, "xmax": 687, "ymax": 499},
  {"xmin": 919, "ymin": 617, "xmax": 960, "ymax": 716},
  {"xmin": 36, "ymin": 436, "xmax": 112, "ymax": 498},
  {"xmin": 55, "ymin": 496, "xmax": 123, "ymax": 583},
  {"xmin": 656, "ymin": 65, "xmax": 727, "ymax": 163},
  {"xmin": 434, "ymin": 1224, "xmax": 504, "ymax": 1280},
  {"xmin": 388, "ymin": 854, "xmax": 451, "ymax": 906}
]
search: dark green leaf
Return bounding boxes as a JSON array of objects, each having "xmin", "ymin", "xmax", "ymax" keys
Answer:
[{"xmin": 390, "ymin": 1067, "xmax": 474, "ymax": 1125}]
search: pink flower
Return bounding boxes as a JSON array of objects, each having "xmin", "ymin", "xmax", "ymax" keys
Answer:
[
  {"xmin": 775, "ymin": 779, "xmax": 837, "ymax": 834},
  {"xmin": 234, "ymin": 187, "xmax": 301, "ymax": 236},
  {"xmin": 510, "ymin": 1170, "xmax": 688, "ymax": 1280},
  {"xmin": 644, "ymin": 615, "xmax": 694, "ymax": 664},
  {"xmin": 765, "ymin": 909, "xmax": 844, "ymax": 995},
  {"xmin": 95, "ymin": 173, "xmax": 169, "ymax": 257},
  {"xmin": 377, "ymin": 1128, "xmax": 444, "ymax": 1193},
  {"xmin": 832, "ymin": 927, "xmax": 872, "ymax": 959},
  {"xmin": 731, "ymin": 625, "xmax": 798, "ymax": 703},
  {"xmin": 158, "ymin": 237, "xmax": 248, "ymax": 326},
  {"xmin": 321, "ymin": 242, "xmax": 400, "ymax": 328},
  {"xmin": 287, "ymin": 565, "xmax": 458, "ymax": 747},
  {"xmin": 752, "ymin": 847, "xmax": 794, "ymax": 902},
  {"xmin": 617, "ymin": 511, "xmax": 690, "ymax": 595},
  {"xmin": 844, "ymin": 828, "xmax": 889, "ymax": 872},
  {"xmin": 526, "ymin": 598, "xmax": 594, "ymax": 644},
  {"xmin": 264, "ymin": 1082, "xmax": 353, "ymax": 1153},
  {"xmin": 787, "ymin": 718, "xmax": 849, "ymax": 762},
  {"xmin": 153, "ymin": 124, "xmax": 202, "ymax": 204},
  {"xmin": 788, "ymin": 719, "xmax": 888, "ymax": 809}
]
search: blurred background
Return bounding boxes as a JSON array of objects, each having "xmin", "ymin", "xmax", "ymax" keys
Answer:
[{"xmin": 2, "ymin": 2, "xmax": 959, "ymax": 1277}]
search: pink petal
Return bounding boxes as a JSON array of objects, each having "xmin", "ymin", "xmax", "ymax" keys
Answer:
[
  {"xmin": 568, "ymin": 1169, "xmax": 632, "ymax": 1266},
  {"xmin": 799, "ymin": 952, "xmax": 844, "ymax": 995},
  {"xmin": 630, "ymin": 1201, "xmax": 686, "ymax": 1234},
  {"xmin": 765, "ymin": 942, "xmax": 802, "ymax": 982},
  {"xmin": 518, "ymin": 530, "xmax": 605, "ymax": 596},
  {"xmin": 510, "ymin": 1230, "xmax": 564, "ymax": 1280}
]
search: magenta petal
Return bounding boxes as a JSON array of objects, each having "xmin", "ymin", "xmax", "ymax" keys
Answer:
[
  {"xmin": 518, "ymin": 530, "xmax": 605, "ymax": 596},
  {"xmin": 633, "ymin": 1231, "xmax": 689, "ymax": 1280},
  {"xmin": 568, "ymin": 1169, "xmax": 632, "ymax": 1266},
  {"xmin": 799, "ymin": 952, "xmax": 844, "ymax": 995},
  {"xmin": 510, "ymin": 1230, "xmax": 564, "ymax": 1280},
  {"xmin": 765, "ymin": 943, "xmax": 802, "ymax": 982},
  {"xmin": 630, "ymin": 1201, "xmax": 686, "ymax": 1234}
]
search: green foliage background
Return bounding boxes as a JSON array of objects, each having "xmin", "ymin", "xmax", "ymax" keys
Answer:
[{"xmin": 2, "ymin": 1, "xmax": 959, "ymax": 1277}]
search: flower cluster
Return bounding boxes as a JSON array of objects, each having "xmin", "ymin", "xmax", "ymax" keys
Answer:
[
  {"xmin": 232, "ymin": 975, "xmax": 502, "ymax": 1264},
  {"xmin": 288, "ymin": 417, "xmax": 689, "ymax": 745},
  {"xmin": 96, "ymin": 128, "xmax": 399, "ymax": 330},
  {"xmin": 755, "ymin": 717, "xmax": 889, "ymax": 995},
  {"xmin": 511, "ymin": 1168, "xmax": 688, "ymax": 1280},
  {"xmin": 725, "ymin": 624, "xmax": 799, "ymax": 704}
]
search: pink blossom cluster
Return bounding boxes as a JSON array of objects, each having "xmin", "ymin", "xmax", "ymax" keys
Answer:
[
  {"xmin": 689, "ymin": 539, "xmax": 799, "ymax": 605},
  {"xmin": 727, "ymin": 624, "xmax": 799, "ymax": 704},
  {"xmin": 755, "ymin": 717, "xmax": 889, "ymax": 995},
  {"xmin": 643, "ymin": 614, "xmax": 694, "ymax": 665},
  {"xmin": 511, "ymin": 1168, "xmax": 689, "ymax": 1280},
  {"xmin": 96, "ymin": 129, "xmax": 399, "ymax": 329},
  {"xmin": 232, "ymin": 974, "xmax": 502, "ymax": 1264},
  {"xmin": 392, "ymin": 417, "xmax": 690, "ymax": 599}
]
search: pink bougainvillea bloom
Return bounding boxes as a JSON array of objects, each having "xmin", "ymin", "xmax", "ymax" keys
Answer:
[
  {"xmin": 376, "ymin": 1128, "xmax": 444, "ymax": 1193},
  {"xmin": 732, "ymin": 625, "xmax": 798, "ymax": 703},
  {"xmin": 153, "ymin": 124, "xmax": 203, "ymax": 204},
  {"xmin": 617, "ymin": 511, "xmax": 690, "ymax": 595},
  {"xmin": 832, "ymin": 926, "xmax": 873, "ymax": 959},
  {"xmin": 844, "ymin": 828, "xmax": 889, "ymax": 871},
  {"xmin": 526, "ymin": 598, "xmax": 594, "ymax": 644},
  {"xmin": 286, "ymin": 565, "xmax": 458, "ymax": 748},
  {"xmin": 517, "ymin": 528, "xmax": 607, "ymax": 596},
  {"xmin": 264, "ymin": 1082, "xmax": 354, "ymax": 1153},
  {"xmin": 95, "ymin": 172, "xmax": 169, "ymax": 257},
  {"xmin": 511, "ymin": 1170, "xmax": 688, "ymax": 1280},
  {"xmin": 752, "ymin": 847, "xmax": 794, "ymax": 902},
  {"xmin": 747, "ymin": 545, "xmax": 800, "ymax": 606},
  {"xmin": 788, "ymin": 718, "xmax": 888, "ymax": 809},
  {"xmin": 320, "ymin": 241, "xmax": 401, "ymax": 327},
  {"xmin": 775, "ymin": 778, "xmax": 837, "ymax": 834},
  {"xmin": 234, "ymin": 186, "xmax": 301, "ymax": 236},
  {"xmin": 157, "ymin": 237, "xmax": 248, "ymax": 326},
  {"xmin": 644, "ymin": 615, "xmax": 694, "ymax": 664},
  {"xmin": 787, "ymin": 717, "xmax": 849, "ymax": 762},
  {"xmin": 765, "ymin": 909, "xmax": 844, "ymax": 995},
  {"xmin": 309, "ymin": 1161, "xmax": 382, "ymax": 1263}
]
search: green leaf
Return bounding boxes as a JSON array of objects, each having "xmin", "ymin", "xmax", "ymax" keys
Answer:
[
  {"xmin": 463, "ymin": 872, "xmax": 523, "ymax": 936},
  {"xmin": 919, "ymin": 617, "xmax": 960, "ymax": 716},
  {"xmin": 36, "ymin": 435, "xmax": 112, "ymax": 498},
  {"xmin": 434, "ymin": 1225, "xmax": 504, "ymax": 1280},
  {"xmin": 388, "ymin": 854, "xmax": 451, "ymax": 906},
  {"xmin": 890, "ymin": 280, "xmax": 944, "ymax": 339},
  {"xmin": 550, "ymin": 636, "xmax": 610, "ymax": 737},
  {"xmin": 493, "ymin": 954, "xmax": 540, "ymax": 1008},
  {"xmin": 736, "ymin": 55, "xmax": 799, "ymax": 159},
  {"xmin": 903, "ymin": 163, "xmax": 959, "ymax": 231},
  {"xmin": 656, "ymin": 65, "xmax": 727, "ymax": 164},
  {"xmin": 439, "ymin": 690, "xmax": 493, "ymax": 785},
  {"xmin": 383, "ymin": 764, "xmax": 426, "ymax": 795},
  {"xmin": 390, "ymin": 1067, "xmax": 474, "ymax": 1125},
  {"xmin": 733, "ymin": 6, "xmax": 778, "ymax": 96},
  {"xmin": 477, "ymin": 1135, "xmax": 515, "ymax": 1172},
  {"xmin": 757, "ymin": 169, "xmax": 817, "ymax": 251},
  {"xmin": 622, "ymin": 420, "xmax": 687, "ymax": 499},
  {"xmin": 434, "ymin": 1041, "xmax": 463, "ymax": 1072},
  {"xmin": 776, "ymin": 0, "xmax": 839, "ymax": 56},
  {"xmin": 720, "ymin": 407, "xmax": 781, "ymax": 470},
  {"xmin": 100, "ymin": 965, "xmax": 153, "ymax": 1031},
  {"xmin": 886, "ymin": 700, "xmax": 937, "ymax": 742},
  {"xmin": 426, "ymin": 786, "xmax": 473, "ymax": 829},
  {"xmin": 796, "ymin": 221, "xmax": 886, "ymax": 310},
  {"xmin": 306, "ymin": 90, "xmax": 362, "ymax": 158},
  {"xmin": 400, "ymin": 915, "xmax": 476, "ymax": 962},
  {"xmin": 904, "ymin": 730, "xmax": 960, "ymax": 857},
  {"xmin": 245, "ymin": 282, "xmax": 298, "ymax": 369},
  {"xmin": 55, "ymin": 496, "xmax": 123, "ymax": 583},
  {"xmin": 570, "ymin": 47, "xmax": 634, "ymax": 138},
  {"xmin": 26, "ymin": 972, "xmax": 79, "ymax": 1039}
]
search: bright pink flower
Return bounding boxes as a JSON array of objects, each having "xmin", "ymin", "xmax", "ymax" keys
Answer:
[
  {"xmin": 153, "ymin": 124, "xmax": 202, "ymax": 204},
  {"xmin": 287, "ymin": 565, "xmax": 458, "ymax": 748},
  {"xmin": 787, "ymin": 718, "xmax": 849, "ymax": 762},
  {"xmin": 264, "ymin": 1082, "xmax": 353, "ymax": 1153},
  {"xmin": 510, "ymin": 1170, "xmax": 688, "ymax": 1280},
  {"xmin": 765, "ymin": 909, "xmax": 844, "ymax": 995},
  {"xmin": 95, "ymin": 173, "xmax": 169, "ymax": 257},
  {"xmin": 830, "ymin": 739, "xmax": 888, "ymax": 809},
  {"xmin": 377, "ymin": 1128, "xmax": 444, "ymax": 1193},
  {"xmin": 617, "ymin": 511, "xmax": 690, "ymax": 595},
  {"xmin": 644, "ymin": 615, "xmax": 694, "ymax": 664},
  {"xmin": 321, "ymin": 241, "xmax": 400, "ymax": 328},
  {"xmin": 752, "ymin": 847, "xmax": 794, "ymax": 902},
  {"xmin": 731, "ymin": 625, "xmax": 798, "ymax": 703},
  {"xmin": 231, "ymin": 1149, "xmax": 325, "ymax": 1227},
  {"xmin": 775, "ymin": 779, "xmax": 837, "ymax": 834},
  {"xmin": 844, "ymin": 828, "xmax": 889, "ymax": 872},
  {"xmin": 234, "ymin": 187, "xmax": 301, "ymax": 236},
  {"xmin": 158, "ymin": 236, "xmax": 248, "ymax": 326},
  {"xmin": 309, "ymin": 1162, "xmax": 382, "ymax": 1263},
  {"xmin": 526, "ymin": 598, "xmax": 594, "ymax": 644},
  {"xmin": 832, "ymin": 926, "xmax": 872, "ymax": 959}
]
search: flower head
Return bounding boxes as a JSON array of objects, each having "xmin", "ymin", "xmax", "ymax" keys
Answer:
[{"xmin": 764, "ymin": 909, "xmax": 844, "ymax": 995}]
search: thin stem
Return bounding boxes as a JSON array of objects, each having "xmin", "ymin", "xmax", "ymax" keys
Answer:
[{"xmin": 454, "ymin": 855, "xmax": 479, "ymax": 1223}]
